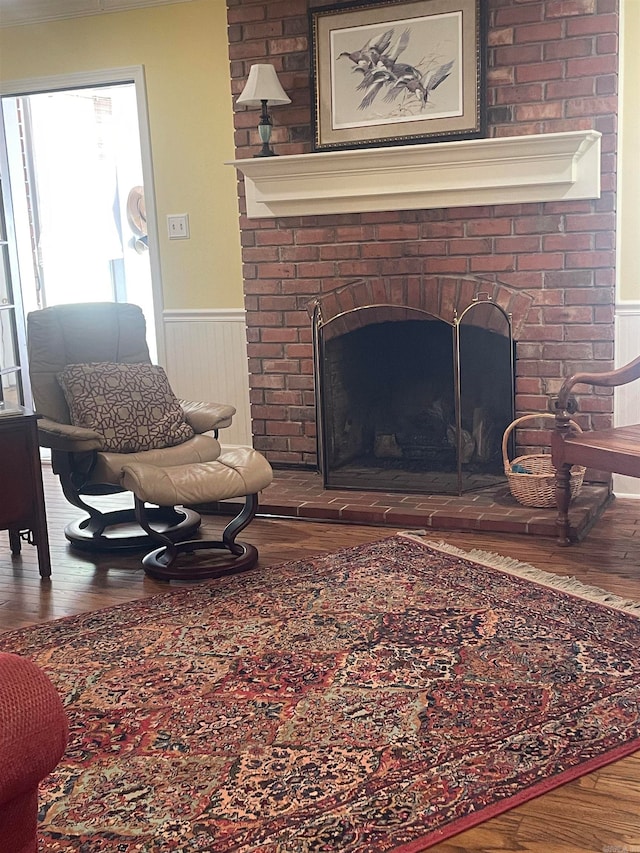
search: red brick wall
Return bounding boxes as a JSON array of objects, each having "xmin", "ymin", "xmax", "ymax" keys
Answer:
[{"xmin": 227, "ymin": 0, "xmax": 618, "ymax": 467}]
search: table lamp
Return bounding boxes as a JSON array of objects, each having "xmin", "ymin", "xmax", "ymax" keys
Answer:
[{"xmin": 237, "ymin": 64, "xmax": 291, "ymax": 157}]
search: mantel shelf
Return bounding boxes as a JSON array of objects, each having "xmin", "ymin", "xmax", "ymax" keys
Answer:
[{"xmin": 228, "ymin": 130, "xmax": 601, "ymax": 219}]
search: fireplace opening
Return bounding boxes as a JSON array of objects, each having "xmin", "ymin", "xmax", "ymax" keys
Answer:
[{"xmin": 315, "ymin": 302, "xmax": 515, "ymax": 495}]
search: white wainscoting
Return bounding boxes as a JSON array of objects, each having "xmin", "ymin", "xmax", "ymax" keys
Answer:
[
  {"xmin": 614, "ymin": 304, "xmax": 640, "ymax": 497},
  {"xmin": 163, "ymin": 309, "xmax": 252, "ymax": 448}
]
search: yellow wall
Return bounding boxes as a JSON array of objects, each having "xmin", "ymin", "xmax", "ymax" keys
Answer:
[
  {"xmin": 0, "ymin": 0, "xmax": 243, "ymax": 310},
  {"xmin": 619, "ymin": 0, "xmax": 640, "ymax": 302}
]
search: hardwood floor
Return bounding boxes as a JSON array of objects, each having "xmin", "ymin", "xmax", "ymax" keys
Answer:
[{"xmin": 1, "ymin": 463, "xmax": 639, "ymax": 852}]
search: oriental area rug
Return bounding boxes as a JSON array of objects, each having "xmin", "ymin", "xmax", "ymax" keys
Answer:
[{"xmin": 2, "ymin": 534, "xmax": 640, "ymax": 852}]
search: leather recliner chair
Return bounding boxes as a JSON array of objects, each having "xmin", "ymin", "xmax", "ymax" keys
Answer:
[{"xmin": 26, "ymin": 302, "xmax": 237, "ymax": 552}]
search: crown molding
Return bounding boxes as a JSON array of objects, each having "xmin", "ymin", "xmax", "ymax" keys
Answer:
[
  {"xmin": 228, "ymin": 130, "xmax": 601, "ymax": 219},
  {"xmin": 0, "ymin": 0, "xmax": 193, "ymax": 28}
]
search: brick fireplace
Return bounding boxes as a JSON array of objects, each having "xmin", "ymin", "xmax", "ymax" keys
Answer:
[
  {"xmin": 227, "ymin": 0, "xmax": 618, "ymax": 475},
  {"xmin": 312, "ymin": 275, "xmax": 523, "ymax": 495}
]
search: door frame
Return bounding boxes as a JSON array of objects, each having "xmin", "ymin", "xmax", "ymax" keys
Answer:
[{"xmin": 0, "ymin": 65, "xmax": 165, "ymax": 365}]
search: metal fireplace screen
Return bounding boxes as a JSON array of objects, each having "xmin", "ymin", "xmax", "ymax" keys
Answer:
[{"xmin": 313, "ymin": 299, "xmax": 515, "ymax": 496}]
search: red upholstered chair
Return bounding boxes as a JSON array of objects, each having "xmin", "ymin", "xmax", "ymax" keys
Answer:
[{"xmin": 0, "ymin": 652, "xmax": 68, "ymax": 853}]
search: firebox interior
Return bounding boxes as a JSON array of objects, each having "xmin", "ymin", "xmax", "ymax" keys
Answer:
[{"xmin": 318, "ymin": 309, "xmax": 515, "ymax": 495}]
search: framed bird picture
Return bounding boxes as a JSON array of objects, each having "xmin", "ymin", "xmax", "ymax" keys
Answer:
[{"xmin": 310, "ymin": 0, "xmax": 486, "ymax": 151}]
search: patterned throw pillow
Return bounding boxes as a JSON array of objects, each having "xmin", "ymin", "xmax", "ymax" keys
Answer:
[{"xmin": 57, "ymin": 362, "xmax": 195, "ymax": 453}]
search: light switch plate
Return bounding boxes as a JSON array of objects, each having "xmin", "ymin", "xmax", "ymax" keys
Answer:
[{"xmin": 167, "ymin": 214, "xmax": 190, "ymax": 240}]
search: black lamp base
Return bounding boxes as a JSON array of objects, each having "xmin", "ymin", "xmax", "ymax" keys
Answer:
[{"xmin": 255, "ymin": 100, "xmax": 278, "ymax": 157}]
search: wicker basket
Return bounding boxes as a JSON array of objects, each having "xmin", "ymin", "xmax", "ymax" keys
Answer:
[{"xmin": 502, "ymin": 413, "xmax": 585, "ymax": 508}]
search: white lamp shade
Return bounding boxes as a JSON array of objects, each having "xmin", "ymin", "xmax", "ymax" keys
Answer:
[{"xmin": 237, "ymin": 64, "xmax": 291, "ymax": 107}]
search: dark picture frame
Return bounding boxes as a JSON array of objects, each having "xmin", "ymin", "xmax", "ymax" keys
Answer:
[{"xmin": 310, "ymin": 0, "xmax": 485, "ymax": 152}]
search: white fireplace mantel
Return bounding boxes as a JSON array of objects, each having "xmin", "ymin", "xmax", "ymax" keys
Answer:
[{"xmin": 228, "ymin": 130, "xmax": 601, "ymax": 219}]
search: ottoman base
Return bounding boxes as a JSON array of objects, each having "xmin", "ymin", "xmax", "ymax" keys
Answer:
[
  {"xmin": 142, "ymin": 539, "xmax": 258, "ymax": 581},
  {"xmin": 135, "ymin": 493, "xmax": 261, "ymax": 581}
]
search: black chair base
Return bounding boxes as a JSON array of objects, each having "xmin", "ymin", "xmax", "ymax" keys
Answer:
[
  {"xmin": 65, "ymin": 506, "xmax": 201, "ymax": 552},
  {"xmin": 142, "ymin": 540, "xmax": 258, "ymax": 581}
]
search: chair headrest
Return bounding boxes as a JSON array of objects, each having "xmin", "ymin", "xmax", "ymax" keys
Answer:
[{"xmin": 27, "ymin": 302, "xmax": 151, "ymax": 425}]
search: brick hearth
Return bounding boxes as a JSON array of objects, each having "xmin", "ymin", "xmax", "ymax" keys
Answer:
[{"xmin": 203, "ymin": 471, "xmax": 612, "ymax": 542}]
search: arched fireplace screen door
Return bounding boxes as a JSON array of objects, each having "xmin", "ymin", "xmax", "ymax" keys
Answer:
[{"xmin": 313, "ymin": 297, "xmax": 515, "ymax": 496}]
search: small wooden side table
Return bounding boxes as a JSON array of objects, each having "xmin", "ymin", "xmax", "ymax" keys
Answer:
[{"xmin": 0, "ymin": 404, "xmax": 51, "ymax": 578}]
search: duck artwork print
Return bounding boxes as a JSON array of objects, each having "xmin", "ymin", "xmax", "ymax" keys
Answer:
[{"xmin": 331, "ymin": 11, "xmax": 462, "ymax": 130}]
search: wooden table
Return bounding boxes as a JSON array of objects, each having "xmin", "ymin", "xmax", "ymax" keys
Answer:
[{"xmin": 0, "ymin": 404, "xmax": 51, "ymax": 577}]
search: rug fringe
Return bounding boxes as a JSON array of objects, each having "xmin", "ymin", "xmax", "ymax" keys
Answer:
[{"xmin": 399, "ymin": 532, "xmax": 640, "ymax": 617}]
